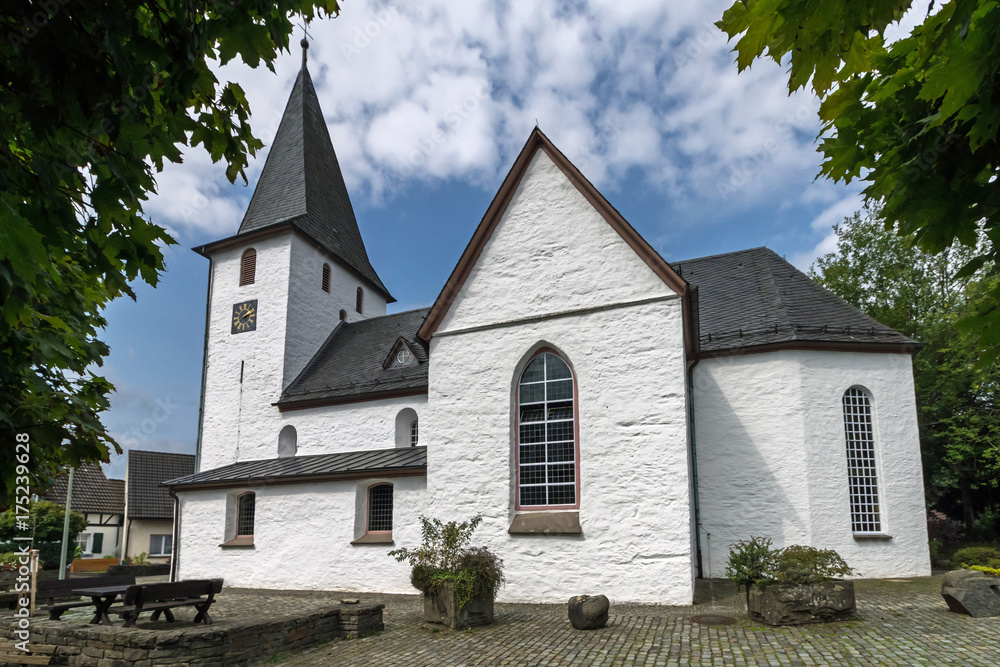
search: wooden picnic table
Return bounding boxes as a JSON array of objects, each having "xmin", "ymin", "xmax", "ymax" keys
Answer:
[{"xmin": 71, "ymin": 585, "xmax": 130, "ymax": 626}]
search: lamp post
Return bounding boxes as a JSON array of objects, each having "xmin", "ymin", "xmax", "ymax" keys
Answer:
[{"xmin": 58, "ymin": 467, "xmax": 74, "ymax": 580}]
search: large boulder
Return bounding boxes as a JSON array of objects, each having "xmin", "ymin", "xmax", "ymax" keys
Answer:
[
  {"xmin": 748, "ymin": 581, "xmax": 855, "ymax": 626},
  {"xmin": 941, "ymin": 570, "xmax": 1000, "ymax": 618},
  {"xmin": 568, "ymin": 595, "xmax": 610, "ymax": 630}
]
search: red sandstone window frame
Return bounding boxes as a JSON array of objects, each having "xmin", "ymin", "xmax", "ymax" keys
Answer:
[{"xmin": 514, "ymin": 348, "xmax": 581, "ymax": 511}]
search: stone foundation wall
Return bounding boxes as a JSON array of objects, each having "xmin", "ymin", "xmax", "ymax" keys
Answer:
[{"xmin": 5, "ymin": 603, "xmax": 384, "ymax": 666}]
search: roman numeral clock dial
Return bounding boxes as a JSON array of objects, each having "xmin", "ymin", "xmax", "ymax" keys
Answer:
[{"xmin": 231, "ymin": 300, "xmax": 258, "ymax": 334}]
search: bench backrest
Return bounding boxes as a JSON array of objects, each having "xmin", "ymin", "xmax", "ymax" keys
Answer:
[
  {"xmin": 123, "ymin": 579, "xmax": 223, "ymax": 606},
  {"xmin": 36, "ymin": 574, "xmax": 136, "ymax": 601}
]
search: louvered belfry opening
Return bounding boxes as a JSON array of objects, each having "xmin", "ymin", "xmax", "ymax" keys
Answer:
[
  {"xmin": 356, "ymin": 286, "xmax": 364, "ymax": 314},
  {"xmin": 321, "ymin": 263, "xmax": 331, "ymax": 292},
  {"xmin": 239, "ymin": 249, "xmax": 257, "ymax": 286}
]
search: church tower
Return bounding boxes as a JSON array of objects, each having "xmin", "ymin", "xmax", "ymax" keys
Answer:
[{"xmin": 193, "ymin": 40, "xmax": 393, "ymax": 469}]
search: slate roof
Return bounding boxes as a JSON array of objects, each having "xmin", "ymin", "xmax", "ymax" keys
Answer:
[
  {"xmin": 43, "ymin": 464, "xmax": 124, "ymax": 515},
  {"xmin": 278, "ymin": 307, "xmax": 430, "ymax": 407},
  {"xmin": 164, "ymin": 447, "xmax": 427, "ymax": 490},
  {"xmin": 126, "ymin": 450, "xmax": 195, "ymax": 520},
  {"xmin": 219, "ymin": 61, "xmax": 391, "ymax": 300},
  {"xmin": 671, "ymin": 247, "xmax": 919, "ymax": 354}
]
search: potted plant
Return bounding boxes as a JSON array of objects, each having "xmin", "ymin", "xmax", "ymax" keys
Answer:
[
  {"xmin": 389, "ymin": 515, "xmax": 505, "ymax": 630},
  {"xmin": 726, "ymin": 537, "xmax": 856, "ymax": 626}
]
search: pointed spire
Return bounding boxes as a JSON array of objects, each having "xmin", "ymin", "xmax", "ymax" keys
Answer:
[{"xmin": 235, "ymin": 50, "xmax": 393, "ymax": 301}]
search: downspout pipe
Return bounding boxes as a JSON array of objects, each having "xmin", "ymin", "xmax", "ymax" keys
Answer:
[
  {"xmin": 688, "ymin": 357, "xmax": 704, "ymax": 579},
  {"xmin": 168, "ymin": 487, "xmax": 180, "ymax": 583}
]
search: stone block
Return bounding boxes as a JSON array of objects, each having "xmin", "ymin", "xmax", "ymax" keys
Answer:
[
  {"xmin": 568, "ymin": 595, "xmax": 610, "ymax": 630},
  {"xmin": 423, "ymin": 582, "xmax": 494, "ymax": 630},
  {"xmin": 941, "ymin": 569, "xmax": 1000, "ymax": 618},
  {"xmin": 748, "ymin": 581, "xmax": 856, "ymax": 626}
]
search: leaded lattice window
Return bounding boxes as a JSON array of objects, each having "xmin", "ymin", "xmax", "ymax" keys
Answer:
[
  {"xmin": 368, "ymin": 484, "xmax": 393, "ymax": 532},
  {"xmin": 237, "ymin": 492, "xmax": 255, "ymax": 536},
  {"xmin": 410, "ymin": 420, "xmax": 419, "ymax": 447},
  {"xmin": 842, "ymin": 388, "xmax": 882, "ymax": 534},
  {"xmin": 517, "ymin": 352, "xmax": 577, "ymax": 508}
]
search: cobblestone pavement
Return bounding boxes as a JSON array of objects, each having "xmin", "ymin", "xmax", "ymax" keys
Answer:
[{"xmin": 270, "ymin": 578, "xmax": 1000, "ymax": 666}]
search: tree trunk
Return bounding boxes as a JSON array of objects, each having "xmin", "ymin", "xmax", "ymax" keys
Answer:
[{"xmin": 959, "ymin": 472, "xmax": 975, "ymax": 533}]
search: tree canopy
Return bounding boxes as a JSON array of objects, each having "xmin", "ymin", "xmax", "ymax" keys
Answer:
[
  {"xmin": 717, "ymin": 1, "xmax": 1000, "ymax": 357},
  {"xmin": 1, "ymin": 1, "xmax": 341, "ymax": 508},
  {"xmin": 811, "ymin": 207, "xmax": 1000, "ymax": 535}
]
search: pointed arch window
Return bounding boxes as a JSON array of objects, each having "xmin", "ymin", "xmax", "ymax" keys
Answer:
[
  {"xmin": 321, "ymin": 263, "xmax": 331, "ymax": 292},
  {"xmin": 842, "ymin": 388, "xmax": 882, "ymax": 534},
  {"xmin": 516, "ymin": 351, "xmax": 578, "ymax": 509},
  {"xmin": 239, "ymin": 249, "xmax": 257, "ymax": 286},
  {"xmin": 356, "ymin": 287, "xmax": 364, "ymax": 314}
]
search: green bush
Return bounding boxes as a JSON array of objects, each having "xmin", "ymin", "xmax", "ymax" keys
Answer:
[
  {"xmin": 725, "ymin": 537, "xmax": 776, "ymax": 609},
  {"xmin": 0, "ymin": 541, "xmax": 66, "ymax": 569},
  {"xmin": 390, "ymin": 515, "xmax": 506, "ymax": 609},
  {"xmin": 769, "ymin": 545, "xmax": 854, "ymax": 585},
  {"xmin": 952, "ymin": 546, "xmax": 1000, "ymax": 569}
]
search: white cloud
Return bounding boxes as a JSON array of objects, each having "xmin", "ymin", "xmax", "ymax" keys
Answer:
[
  {"xmin": 142, "ymin": 0, "xmax": 844, "ymax": 242},
  {"xmin": 788, "ymin": 195, "xmax": 864, "ymax": 270}
]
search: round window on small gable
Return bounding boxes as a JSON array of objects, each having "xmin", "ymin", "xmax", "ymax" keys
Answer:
[{"xmin": 396, "ymin": 348, "xmax": 412, "ymax": 365}]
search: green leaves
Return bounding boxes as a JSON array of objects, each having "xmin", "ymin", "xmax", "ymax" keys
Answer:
[{"xmin": 1, "ymin": 0, "xmax": 342, "ymax": 507}]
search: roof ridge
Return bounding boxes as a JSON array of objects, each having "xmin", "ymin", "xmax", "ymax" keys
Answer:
[{"xmin": 757, "ymin": 250, "xmax": 795, "ymax": 334}]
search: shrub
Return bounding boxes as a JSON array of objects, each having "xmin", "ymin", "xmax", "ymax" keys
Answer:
[
  {"xmin": 926, "ymin": 510, "xmax": 961, "ymax": 548},
  {"xmin": 952, "ymin": 546, "xmax": 1000, "ymax": 569},
  {"xmin": 389, "ymin": 515, "xmax": 506, "ymax": 609},
  {"xmin": 968, "ymin": 506, "xmax": 1000, "ymax": 543},
  {"xmin": 0, "ymin": 541, "xmax": 66, "ymax": 569},
  {"xmin": 769, "ymin": 545, "xmax": 854, "ymax": 585},
  {"xmin": 970, "ymin": 565, "xmax": 1000, "ymax": 576},
  {"xmin": 725, "ymin": 537, "xmax": 776, "ymax": 610}
]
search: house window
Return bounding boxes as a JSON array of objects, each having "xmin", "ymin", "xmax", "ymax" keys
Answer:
[
  {"xmin": 356, "ymin": 287, "xmax": 364, "ymax": 314},
  {"xmin": 322, "ymin": 263, "xmax": 331, "ymax": 292},
  {"xmin": 239, "ymin": 248, "xmax": 257, "ymax": 286},
  {"xmin": 410, "ymin": 420, "xmax": 419, "ymax": 447},
  {"xmin": 367, "ymin": 484, "xmax": 393, "ymax": 533},
  {"xmin": 843, "ymin": 388, "xmax": 882, "ymax": 534},
  {"xmin": 237, "ymin": 492, "xmax": 255, "ymax": 536},
  {"xmin": 339, "ymin": 309, "xmax": 347, "ymax": 322},
  {"xmin": 149, "ymin": 534, "xmax": 172, "ymax": 557},
  {"xmin": 516, "ymin": 351, "xmax": 578, "ymax": 509},
  {"xmin": 76, "ymin": 532, "xmax": 92, "ymax": 555}
]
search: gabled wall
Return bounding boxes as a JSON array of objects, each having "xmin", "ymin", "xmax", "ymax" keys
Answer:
[{"xmin": 425, "ymin": 148, "xmax": 693, "ymax": 604}]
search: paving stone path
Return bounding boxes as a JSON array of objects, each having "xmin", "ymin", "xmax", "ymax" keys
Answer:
[{"xmin": 270, "ymin": 578, "xmax": 1000, "ymax": 666}]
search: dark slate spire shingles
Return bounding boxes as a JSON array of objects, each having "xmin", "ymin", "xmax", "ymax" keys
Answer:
[
  {"xmin": 279, "ymin": 308, "xmax": 430, "ymax": 406},
  {"xmin": 236, "ymin": 63, "xmax": 392, "ymax": 300},
  {"xmin": 671, "ymin": 247, "xmax": 918, "ymax": 353},
  {"xmin": 127, "ymin": 450, "xmax": 195, "ymax": 520}
]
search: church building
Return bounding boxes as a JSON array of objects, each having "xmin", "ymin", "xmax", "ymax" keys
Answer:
[{"xmin": 166, "ymin": 45, "xmax": 931, "ymax": 605}]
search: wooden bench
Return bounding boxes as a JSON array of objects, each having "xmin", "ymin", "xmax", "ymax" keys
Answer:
[
  {"xmin": 0, "ymin": 642, "xmax": 56, "ymax": 665},
  {"xmin": 36, "ymin": 574, "xmax": 136, "ymax": 620},
  {"xmin": 111, "ymin": 579, "xmax": 222, "ymax": 628}
]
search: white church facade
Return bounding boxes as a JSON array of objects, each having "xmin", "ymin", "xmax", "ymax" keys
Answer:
[{"xmin": 167, "ymin": 50, "xmax": 931, "ymax": 605}]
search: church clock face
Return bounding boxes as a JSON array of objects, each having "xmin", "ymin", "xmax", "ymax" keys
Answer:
[{"xmin": 231, "ymin": 300, "xmax": 258, "ymax": 334}]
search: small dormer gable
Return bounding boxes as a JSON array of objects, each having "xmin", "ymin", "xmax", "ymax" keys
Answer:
[{"xmin": 383, "ymin": 337, "xmax": 425, "ymax": 370}]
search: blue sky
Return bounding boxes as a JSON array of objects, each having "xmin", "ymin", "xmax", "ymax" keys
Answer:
[{"xmin": 96, "ymin": 0, "xmax": 918, "ymax": 478}]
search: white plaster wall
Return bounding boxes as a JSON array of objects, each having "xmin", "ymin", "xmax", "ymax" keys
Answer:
[
  {"xmin": 176, "ymin": 477, "xmax": 426, "ymax": 591},
  {"xmin": 200, "ymin": 234, "xmax": 293, "ymax": 471},
  {"xmin": 438, "ymin": 150, "xmax": 674, "ymax": 333},
  {"xmin": 80, "ymin": 515, "xmax": 122, "ymax": 559},
  {"xmin": 693, "ymin": 350, "xmax": 930, "ymax": 580},
  {"xmin": 228, "ymin": 395, "xmax": 428, "ymax": 463},
  {"xmin": 284, "ymin": 234, "xmax": 387, "ymax": 387},
  {"xmin": 427, "ymin": 300, "xmax": 693, "ymax": 605},
  {"xmin": 125, "ymin": 519, "xmax": 173, "ymax": 563}
]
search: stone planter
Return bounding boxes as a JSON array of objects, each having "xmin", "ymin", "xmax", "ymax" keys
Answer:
[
  {"xmin": 423, "ymin": 581, "xmax": 494, "ymax": 630},
  {"xmin": 748, "ymin": 580, "xmax": 855, "ymax": 626}
]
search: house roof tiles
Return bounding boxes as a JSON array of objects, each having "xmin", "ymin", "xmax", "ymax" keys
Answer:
[
  {"xmin": 43, "ymin": 464, "xmax": 124, "ymax": 515},
  {"xmin": 126, "ymin": 450, "xmax": 195, "ymax": 520}
]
